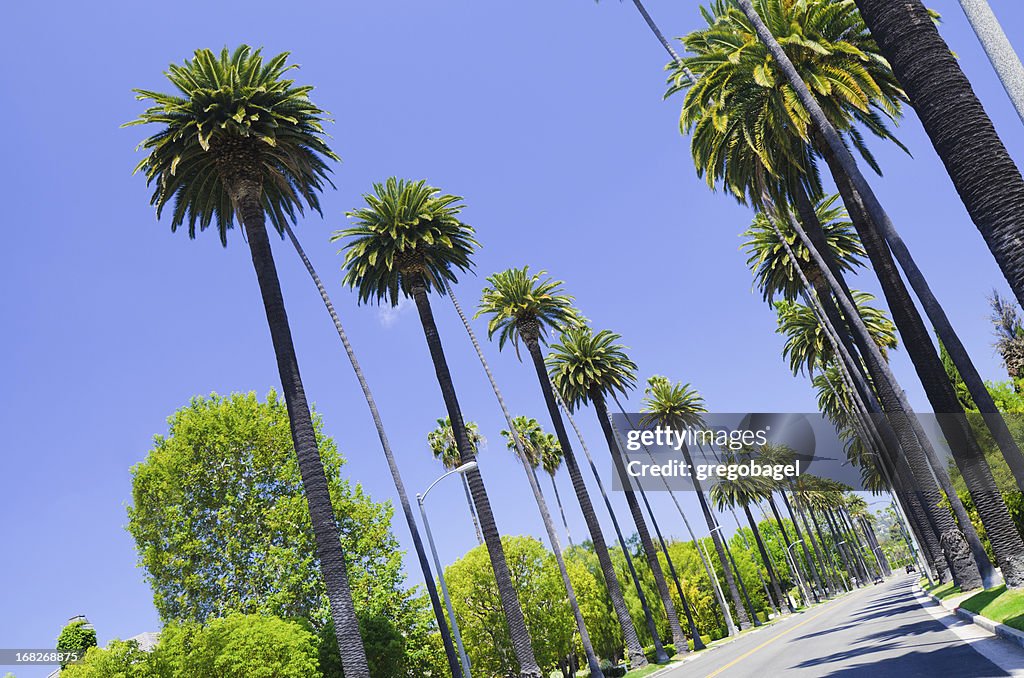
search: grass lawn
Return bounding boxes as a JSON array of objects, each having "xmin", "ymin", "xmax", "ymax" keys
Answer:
[
  {"xmin": 625, "ymin": 660, "xmax": 684, "ymax": 677},
  {"xmin": 923, "ymin": 580, "xmax": 962, "ymax": 601},
  {"xmin": 959, "ymin": 585, "xmax": 1024, "ymax": 632}
]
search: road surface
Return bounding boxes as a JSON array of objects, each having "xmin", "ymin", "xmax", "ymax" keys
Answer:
[{"xmin": 664, "ymin": 574, "xmax": 1024, "ymax": 677}]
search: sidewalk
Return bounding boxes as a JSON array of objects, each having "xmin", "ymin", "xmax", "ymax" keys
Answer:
[{"xmin": 917, "ymin": 583, "xmax": 1024, "ymax": 651}]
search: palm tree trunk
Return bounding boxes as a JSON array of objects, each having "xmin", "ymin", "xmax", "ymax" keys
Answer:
[
  {"xmin": 679, "ymin": 443, "xmax": 753, "ymax": 631},
  {"xmin": 550, "ymin": 475, "xmax": 575, "ymax": 548},
  {"xmin": 608, "ymin": 401, "xmax": 702, "ymax": 648},
  {"xmin": 766, "ymin": 497, "xmax": 813, "ymax": 604},
  {"xmin": 630, "ymin": 439, "xmax": 739, "ymax": 636},
  {"xmin": 743, "ymin": 504, "xmax": 791, "ymax": 614},
  {"xmin": 522, "ymin": 336, "xmax": 649, "ymax": 668},
  {"xmin": 408, "ymin": 277, "xmax": 542, "ymax": 678},
  {"xmin": 780, "ymin": 490, "xmax": 825, "ymax": 601},
  {"xmin": 791, "ymin": 492, "xmax": 836, "ymax": 595},
  {"xmin": 627, "ymin": 0, "xmax": 682, "ymax": 63},
  {"xmin": 591, "ymin": 391, "xmax": 688, "ymax": 651},
  {"xmin": 233, "ymin": 192, "xmax": 368, "ymax": 676},
  {"xmin": 461, "ymin": 474, "xmax": 484, "ymax": 546},
  {"xmin": 283, "ymin": 225, "xmax": 460, "ymax": 677},
  {"xmin": 556, "ymin": 395, "xmax": 670, "ymax": 661},
  {"xmin": 853, "ymin": 0, "xmax": 1024, "ymax": 308},
  {"xmin": 782, "ymin": 164, "xmax": 983, "ymax": 589},
  {"xmin": 957, "ymin": 0, "xmax": 1024, "ymax": 124},
  {"xmin": 739, "ymin": 0, "xmax": 1024, "ymax": 589},
  {"xmin": 444, "ymin": 283, "xmax": 603, "ymax": 676},
  {"xmin": 808, "ymin": 506, "xmax": 849, "ymax": 593}
]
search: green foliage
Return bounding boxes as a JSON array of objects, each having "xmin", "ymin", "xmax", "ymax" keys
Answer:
[
  {"xmin": 774, "ymin": 292, "xmax": 896, "ymax": 377},
  {"xmin": 57, "ymin": 620, "xmax": 98, "ymax": 667},
  {"xmin": 500, "ymin": 416, "xmax": 562, "ymax": 473},
  {"xmin": 126, "ymin": 391, "xmax": 405, "ymax": 628},
  {"xmin": 547, "ymin": 328, "xmax": 637, "ymax": 409},
  {"xmin": 66, "ymin": 614, "xmax": 320, "ymax": 678},
  {"xmin": 640, "ymin": 376, "xmax": 707, "ymax": 430},
  {"xmin": 427, "ymin": 416, "xmax": 484, "ymax": 469},
  {"xmin": 668, "ymin": 0, "xmax": 906, "ymax": 207},
  {"xmin": 334, "ymin": 177, "xmax": 477, "ymax": 307},
  {"xmin": 126, "ymin": 46, "xmax": 337, "ymax": 245},
  {"xmin": 475, "ymin": 267, "xmax": 583, "ymax": 356},
  {"xmin": 61, "ymin": 640, "xmax": 154, "ymax": 678},
  {"xmin": 742, "ymin": 194, "xmax": 864, "ymax": 303},
  {"xmin": 442, "ymin": 536, "xmax": 603, "ymax": 676}
]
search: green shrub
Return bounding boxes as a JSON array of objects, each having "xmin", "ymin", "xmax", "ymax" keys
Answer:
[{"xmin": 599, "ymin": 659, "xmax": 627, "ymax": 678}]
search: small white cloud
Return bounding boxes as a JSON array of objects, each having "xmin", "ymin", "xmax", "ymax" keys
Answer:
[{"xmin": 378, "ymin": 296, "xmax": 413, "ymax": 328}]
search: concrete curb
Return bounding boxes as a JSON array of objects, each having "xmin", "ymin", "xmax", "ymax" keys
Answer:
[{"xmin": 918, "ymin": 585, "xmax": 1024, "ymax": 651}]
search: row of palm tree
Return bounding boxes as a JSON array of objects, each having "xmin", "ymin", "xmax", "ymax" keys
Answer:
[{"xmin": 126, "ymin": 0, "xmax": 1024, "ymax": 673}]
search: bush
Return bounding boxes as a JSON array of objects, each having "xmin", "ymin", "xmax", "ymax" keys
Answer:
[
  {"xmin": 642, "ymin": 642, "xmax": 676, "ymax": 662},
  {"xmin": 599, "ymin": 659, "xmax": 627, "ymax": 678},
  {"xmin": 689, "ymin": 635, "xmax": 711, "ymax": 651}
]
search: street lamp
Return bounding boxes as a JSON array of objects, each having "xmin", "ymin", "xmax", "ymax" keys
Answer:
[
  {"xmin": 418, "ymin": 461, "xmax": 478, "ymax": 678},
  {"xmin": 699, "ymin": 525, "xmax": 737, "ymax": 631},
  {"xmin": 785, "ymin": 540, "xmax": 809, "ymax": 606}
]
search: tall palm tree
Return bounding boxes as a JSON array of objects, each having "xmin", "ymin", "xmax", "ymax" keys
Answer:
[
  {"xmin": 127, "ymin": 46, "xmax": 368, "ymax": 674},
  {"xmin": 730, "ymin": 0, "xmax": 1024, "ymax": 587},
  {"xmin": 558, "ymin": 395, "xmax": 671, "ymax": 660},
  {"xmin": 282, "ymin": 223, "xmax": 461, "ymax": 676},
  {"xmin": 852, "ymin": 0, "xmax": 1024, "ymax": 306},
  {"xmin": 428, "ymin": 417, "xmax": 486, "ymax": 545},
  {"xmin": 502, "ymin": 417, "xmax": 575, "ymax": 547},
  {"xmin": 445, "ymin": 287, "xmax": 605, "ymax": 678},
  {"xmin": 641, "ymin": 378, "xmax": 753, "ymax": 632},
  {"xmin": 476, "ymin": 267, "xmax": 650, "ymax": 668},
  {"xmin": 335, "ymin": 179, "xmax": 542, "ymax": 677},
  {"xmin": 957, "ymin": 0, "xmax": 1024, "ymax": 125},
  {"xmin": 709, "ymin": 452, "xmax": 792, "ymax": 614},
  {"xmin": 548, "ymin": 327, "xmax": 691, "ymax": 650}
]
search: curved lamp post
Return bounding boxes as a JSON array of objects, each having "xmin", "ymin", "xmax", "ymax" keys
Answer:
[{"xmin": 418, "ymin": 461, "xmax": 478, "ymax": 678}]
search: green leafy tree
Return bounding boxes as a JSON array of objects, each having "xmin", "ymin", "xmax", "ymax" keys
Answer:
[
  {"xmin": 126, "ymin": 46, "xmax": 367, "ymax": 670},
  {"xmin": 443, "ymin": 536, "xmax": 603, "ymax": 676},
  {"xmin": 127, "ymin": 392, "xmax": 413, "ymax": 637},
  {"xmin": 57, "ymin": 619, "xmax": 98, "ymax": 668},
  {"xmin": 61, "ymin": 640, "xmax": 154, "ymax": 678}
]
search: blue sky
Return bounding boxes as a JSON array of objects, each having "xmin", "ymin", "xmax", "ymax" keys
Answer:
[{"xmin": 2, "ymin": 1, "xmax": 1024, "ymax": 672}]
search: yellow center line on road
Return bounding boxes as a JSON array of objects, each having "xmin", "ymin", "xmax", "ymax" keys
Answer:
[{"xmin": 703, "ymin": 588, "xmax": 870, "ymax": 678}]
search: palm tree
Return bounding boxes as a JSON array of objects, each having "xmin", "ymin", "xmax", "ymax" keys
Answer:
[
  {"xmin": 852, "ymin": 0, "xmax": 1024, "ymax": 306},
  {"xmin": 502, "ymin": 417, "xmax": 575, "ymax": 547},
  {"xmin": 282, "ymin": 223, "xmax": 462, "ymax": 676},
  {"xmin": 444, "ymin": 286, "xmax": 604, "ymax": 678},
  {"xmin": 641, "ymin": 377, "xmax": 753, "ymax": 632},
  {"xmin": 428, "ymin": 417, "xmax": 486, "ymax": 545},
  {"xmin": 335, "ymin": 179, "xmax": 542, "ymax": 677},
  {"xmin": 957, "ymin": 0, "xmax": 1024, "ymax": 125},
  {"xmin": 709, "ymin": 452, "xmax": 792, "ymax": 614},
  {"xmin": 127, "ymin": 46, "xmax": 368, "ymax": 674},
  {"xmin": 475, "ymin": 267, "xmax": 649, "ymax": 668},
  {"xmin": 678, "ymin": 0, "xmax": 1018, "ymax": 587},
  {"xmin": 548, "ymin": 327, "xmax": 691, "ymax": 650},
  {"xmin": 990, "ymin": 292, "xmax": 1024, "ymax": 382}
]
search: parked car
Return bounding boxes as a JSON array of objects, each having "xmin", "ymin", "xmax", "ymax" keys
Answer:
[{"xmin": 906, "ymin": 563, "xmax": 916, "ymax": 573}]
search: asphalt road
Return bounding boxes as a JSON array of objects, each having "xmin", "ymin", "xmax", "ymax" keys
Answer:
[{"xmin": 664, "ymin": 574, "xmax": 1024, "ymax": 677}]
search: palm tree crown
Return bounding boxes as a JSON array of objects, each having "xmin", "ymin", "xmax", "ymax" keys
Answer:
[
  {"xmin": 476, "ymin": 267, "xmax": 583, "ymax": 357},
  {"xmin": 126, "ymin": 46, "xmax": 337, "ymax": 244},
  {"xmin": 428, "ymin": 416, "xmax": 485, "ymax": 470},
  {"xmin": 640, "ymin": 376, "xmax": 708, "ymax": 430},
  {"xmin": 335, "ymin": 177, "xmax": 479, "ymax": 306},
  {"xmin": 743, "ymin": 194, "xmax": 865, "ymax": 302},
  {"xmin": 668, "ymin": 0, "xmax": 906, "ymax": 206},
  {"xmin": 775, "ymin": 292, "xmax": 897, "ymax": 376},
  {"xmin": 547, "ymin": 327, "xmax": 637, "ymax": 409}
]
